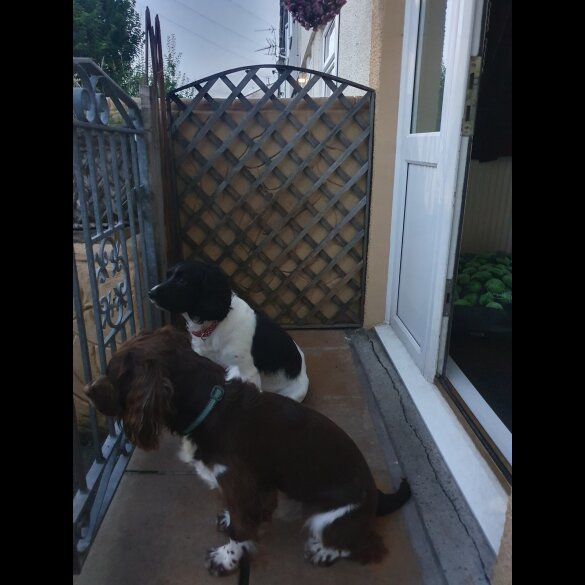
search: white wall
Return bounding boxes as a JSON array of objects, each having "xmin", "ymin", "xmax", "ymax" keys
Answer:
[{"xmin": 285, "ymin": 14, "xmax": 315, "ymax": 69}]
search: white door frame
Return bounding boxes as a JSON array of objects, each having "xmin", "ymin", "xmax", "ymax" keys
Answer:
[
  {"xmin": 436, "ymin": 0, "xmax": 512, "ymax": 470},
  {"xmin": 437, "ymin": 0, "xmax": 486, "ymax": 368},
  {"xmin": 386, "ymin": 0, "xmax": 479, "ymax": 382}
]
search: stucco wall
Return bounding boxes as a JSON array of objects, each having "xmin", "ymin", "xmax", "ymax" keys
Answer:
[
  {"xmin": 338, "ymin": 0, "xmax": 373, "ymax": 92},
  {"xmin": 363, "ymin": 0, "xmax": 406, "ymax": 326}
]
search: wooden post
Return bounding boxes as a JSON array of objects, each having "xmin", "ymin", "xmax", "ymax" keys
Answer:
[{"xmin": 139, "ymin": 84, "xmax": 168, "ymax": 323}]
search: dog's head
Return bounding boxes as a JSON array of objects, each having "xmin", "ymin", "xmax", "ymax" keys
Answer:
[
  {"xmin": 84, "ymin": 327, "xmax": 185, "ymax": 450},
  {"xmin": 148, "ymin": 261, "xmax": 232, "ymax": 323}
]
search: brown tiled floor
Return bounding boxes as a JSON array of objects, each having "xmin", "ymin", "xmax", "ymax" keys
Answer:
[{"xmin": 74, "ymin": 331, "xmax": 423, "ymax": 585}]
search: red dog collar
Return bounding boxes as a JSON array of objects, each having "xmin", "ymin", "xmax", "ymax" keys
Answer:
[{"xmin": 191, "ymin": 321, "xmax": 219, "ymax": 340}]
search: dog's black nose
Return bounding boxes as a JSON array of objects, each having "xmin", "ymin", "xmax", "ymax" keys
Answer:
[{"xmin": 148, "ymin": 288, "xmax": 157, "ymax": 299}]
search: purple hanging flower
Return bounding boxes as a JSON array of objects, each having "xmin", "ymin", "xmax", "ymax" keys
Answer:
[{"xmin": 282, "ymin": 0, "xmax": 347, "ymax": 31}]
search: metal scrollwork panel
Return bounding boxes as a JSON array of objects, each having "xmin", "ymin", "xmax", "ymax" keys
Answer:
[
  {"xmin": 94, "ymin": 237, "xmax": 131, "ymax": 332},
  {"xmin": 73, "ymin": 59, "xmax": 142, "ymax": 232},
  {"xmin": 73, "ymin": 58, "xmax": 143, "ymax": 130},
  {"xmin": 73, "ymin": 56, "xmax": 160, "ymax": 575},
  {"xmin": 73, "ymin": 84, "xmax": 110, "ymax": 126},
  {"xmin": 73, "ymin": 130, "xmax": 137, "ymax": 231}
]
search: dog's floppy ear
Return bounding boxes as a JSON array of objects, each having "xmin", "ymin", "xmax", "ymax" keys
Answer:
[
  {"xmin": 197, "ymin": 265, "xmax": 232, "ymax": 321},
  {"xmin": 122, "ymin": 355, "xmax": 174, "ymax": 451},
  {"xmin": 84, "ymin": 350, "xmax": 136, "ymax": 417}
]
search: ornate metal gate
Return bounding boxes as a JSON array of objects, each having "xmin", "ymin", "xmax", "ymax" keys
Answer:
[
  {"xmin": 166, "ymin": 65, "xmax": 374, "ymax": 327},
  {"xmin": 73, "ymin": 58, "xmax": 160, "ymax": 573}
]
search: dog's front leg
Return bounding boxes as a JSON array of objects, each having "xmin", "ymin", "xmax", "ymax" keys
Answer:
[
  {"xmin": 224, "ymin": 356, "xmax": 261, "ymax": 390},
  {"xmin": 206, "ymin": 516, "xmax": 257, "ymax": 577},
  {"xmin": 216, "ymin": 510, "xmax": 231, "ymax": 533},
  {"xmin": 205, "ymin": 470, "xmax": 271, "ymax": 577},
  {"xmin": 205, "ymin": 538, "xmax": 254, "ymax": 577}
]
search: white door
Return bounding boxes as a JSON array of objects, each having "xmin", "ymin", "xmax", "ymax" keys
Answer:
[{"xmin": 386, "ymin": 0, "xmax": 478, "ymax": 381}]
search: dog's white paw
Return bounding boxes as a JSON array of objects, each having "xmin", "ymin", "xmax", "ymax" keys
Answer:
[
  {"xmin": 216, "ymin": 510, "xmax": 231, "ymax": 532},
  {"xmin": 205, "ymin": 542, "xmax": 239, "ymax": 576},
  {"xmin": 205, "ymin": 540, "xmax": 253, "ymax": 577},
  {"xmin": 225, "ymin": 365, "xmax": 241, "ymax": 382}
]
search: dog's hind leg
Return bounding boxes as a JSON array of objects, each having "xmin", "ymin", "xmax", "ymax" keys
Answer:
[
  {"xmin": 304, "ymin": 503, "xmax": 358, "ymax": 567},
  {"xmin": 321, "ymin": 506, "xmax": 388, "ymax": 565}
]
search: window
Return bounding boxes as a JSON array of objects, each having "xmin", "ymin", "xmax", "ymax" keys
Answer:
[
  {"xmin": 410, "ymin": 0, "xmax": 448, "ymax": 133},
  {"xmin": 323, "ymin": 16, "xmax": 339, "ymax": 76},
  {"xmin": 322, "ymin": 15, "xmax": 339, "ymax": 95}
]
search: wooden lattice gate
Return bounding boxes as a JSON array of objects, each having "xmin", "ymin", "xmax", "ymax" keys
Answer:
[{"xmin": 166, "ymin": 65, "xmax": 374, "ymax": 328}]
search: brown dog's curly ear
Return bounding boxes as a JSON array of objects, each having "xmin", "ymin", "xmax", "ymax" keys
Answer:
[
  {"xmin": 84, "ymin": 349, "xmax": 138, "ymax": 418},
  {"xmin": 123, "ymin": 357, "xmax": 174, "ymax": 451}
]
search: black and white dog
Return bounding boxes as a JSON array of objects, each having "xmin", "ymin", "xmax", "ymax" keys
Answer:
[
  {"xmin": 149, "ymin": 261, "xmax": 309, "ymax": 402},
  {"xmin": 84, "ymin": 326, "xmax": 411, "ymax": 576}
]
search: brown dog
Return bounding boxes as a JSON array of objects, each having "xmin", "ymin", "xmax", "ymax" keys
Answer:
[{"xmin": 85, "ymin": 326, "xmax": 411, "ymax": 576}]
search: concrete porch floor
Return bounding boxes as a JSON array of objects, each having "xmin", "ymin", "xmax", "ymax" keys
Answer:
[{"xmin": 74, "ymin": 331, "xmax": 430, "ymax": 585}]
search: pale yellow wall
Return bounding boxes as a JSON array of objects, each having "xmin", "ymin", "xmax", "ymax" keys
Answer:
[
  {"xmin": 363, "ymin": 0, "xmax": 406, "ymax": 327},
  {"xmin": 492, "ymin": 493, "xmax": 512, "ymax": 585}
]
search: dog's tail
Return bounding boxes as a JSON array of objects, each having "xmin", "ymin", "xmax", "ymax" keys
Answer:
[{"xmin": 376, "ymin": 478, "xmax": 412, "ymax": 516}]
